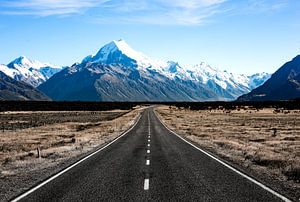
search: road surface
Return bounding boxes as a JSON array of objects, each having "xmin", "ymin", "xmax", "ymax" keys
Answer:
[{"xmin": 14, "ymin": 107, "xmax": 288, "ymax": 201}]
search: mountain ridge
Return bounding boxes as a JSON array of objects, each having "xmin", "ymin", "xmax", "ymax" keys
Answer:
[
  {"xmin": 38, "ymin": 40, "xmax": 271, "ymax": 101},
  {"xmin": 81, "ymin": 40, "xmax": 271, "ymax": 99},
  {"xmin": 0, "ymin": 56, "xmax": 63, "ymax": 87},
  {"xmin": 0, "ymin": 71, "xmax": 50, "ymax": 101},
  {"xmin": 238, "ymin": 55, "xmax": 300, "ymax": 101}
]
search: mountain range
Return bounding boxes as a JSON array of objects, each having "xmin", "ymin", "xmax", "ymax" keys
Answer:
[
  {"xmin": 0, "ymin": 71, "xmax": 50, "ymax": 101},
  {"xmin": 0, "ymin": 56, "xmax": 63, "ymax": 87},
  {"xmin": 37, "ymin": 39, "xmax": 270, "ymax": 101},
  {"xmin": 238, "ymin": 55, "xmax": 300, "ymax": 101},
  {"xmin": 1, "ymin": 39, "xmax": 280, "ymax": 101}
]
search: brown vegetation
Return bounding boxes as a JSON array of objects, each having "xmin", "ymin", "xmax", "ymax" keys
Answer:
[
  {"xmin": 156, "ymin": 106, "xmax": 300, "ymax": 200},
  {"xmin": 0, "ymin": 108, "xmax": 142, "ymax": 201}
]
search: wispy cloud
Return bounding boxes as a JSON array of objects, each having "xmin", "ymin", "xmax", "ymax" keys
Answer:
[
  {"xmin": 0, "ymin": 0, "xmax": 105, "ymax": 16},
  {"xmin": 244, "ymin": 0, "xmax": 288, "ymax": 13},
  {"xmin": 0, "ymin": 0, "xmax": 291, "ymax": 25},
  {"xmin": 91, "ymin": 0, "xmax": 229, "ymax": 25}
]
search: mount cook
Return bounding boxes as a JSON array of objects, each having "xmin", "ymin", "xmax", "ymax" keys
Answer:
[{"xmin": 37, "ymin": 39, "xmax": 270, "ymax": 101}]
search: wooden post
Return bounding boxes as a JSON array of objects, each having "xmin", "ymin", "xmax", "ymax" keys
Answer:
[{"xmin": 37, "ymin": 146, "xmax": 41, "ymax": 158}]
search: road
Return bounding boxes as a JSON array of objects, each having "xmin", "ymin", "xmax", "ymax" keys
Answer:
[{"xmin": 14, "ymin": 107, "xmax": 288, "ymax": 201}]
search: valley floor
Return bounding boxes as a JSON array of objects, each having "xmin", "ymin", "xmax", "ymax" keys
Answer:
[
  {"xmin": 156, "ymin": 106, "xmax": 300, "ymax": 201},
  {"xmin": 0, "ymin": 108, "xmax": 142, "ymax": 201}
]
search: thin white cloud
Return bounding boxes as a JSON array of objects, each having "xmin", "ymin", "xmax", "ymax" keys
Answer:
[
  {"xmin": 0, "ymin": 0, "xmax": 228, "ymax": 25},
  {"xmin": 92, "ymin": 0, "xmax": 228, "ymax": 25},
  {"xmin": 245, "ymin": 0, "xmax": 288, "ymax": 13},
  {"xmin": 162, "ymin": 0, "xmax": 227, "ymax": 9},
  {"xmin": 0, "ymin": 0, "xmax": 290, "ymax": 25},
  {"xmin": 0, "ymin": 0, "xmax": 106, "ymax": 16}
]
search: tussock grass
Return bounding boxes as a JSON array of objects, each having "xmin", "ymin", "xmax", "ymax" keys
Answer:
[
  {"xmin": 156, "ymin": 106, "xmax": 300, "ymax": 199},
  {"xmin": 0, "ymin": 108, "xmax": 142, "ymax": 200}
]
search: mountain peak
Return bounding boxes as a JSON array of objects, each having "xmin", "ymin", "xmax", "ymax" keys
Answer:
[
  {"xmin": 105, "ymin": 39, "xmax": 142, "ymax": 61},
  {"xmin": 84, "ymin": 39, "xmax": 157, "ymax": 69},
  {"xmin": 10, "ymin": 55, "xmax": 32, "ymax": 66},
  {"xmin": 3, "ymin": 56, "xmax": 63, "ymax": 87},
  {"xmin": 8, "ymin": 55, "xmax": 46, "ymax": 69},
  {"xmin": 8, "ymin": 56, "xmax": 60, "ymax": 70}
]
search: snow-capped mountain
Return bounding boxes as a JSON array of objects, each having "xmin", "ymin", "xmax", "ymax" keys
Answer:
[
  {"xmin": 248, "ymin": 72, "xmax": 271, "ymax": 89},
  {"xmin": 0, "ymin": 40, "xmax": 272, "ymax": 101},
  {"xmin": 83, "ymin": 39, "xmax": 168, "ymax": 71},
  {"xmin": 0, "ymin": 70, "xmax": 50, "ymax": 101},
  {"xmin": 80, "ymin": 39, "xmax": 271, "ymax": 100},
  {"xmin": 0, "ymin": 56, "xmax": 63, "ymax": 87},
  {"xmin": 38, "ymin": 40, "xmax": 271, "ymax": 101},
  {"xmin": 182, "ymin": 63, "xmax": 271, "ymax": 99},
  {"xmin": 39, "ymin": 61, "xmax": 218, "ymax": 101}
]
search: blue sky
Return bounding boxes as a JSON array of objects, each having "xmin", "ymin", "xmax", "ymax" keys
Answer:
[{"xmin": 0, "ymin": 0, "xmax": 299, "ymax": 74}]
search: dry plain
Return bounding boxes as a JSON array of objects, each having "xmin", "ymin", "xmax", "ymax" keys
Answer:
[
  {"xmin": 156, "ymin": 106, "xmax": 300, "ymax": 200},
  {"xmin": 1, "ymin": 105, "xmax": 299, "ymax": 201},
  {"xmin": 0, "ymin": 108, "xmax": 142, "ymax": 201}
]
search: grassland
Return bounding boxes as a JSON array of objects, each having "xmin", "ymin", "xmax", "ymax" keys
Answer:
[
  {"xmin": 156, "ymin": 106, "xmax": 300, "ymax": 200},
  {"xmin": 0, "ymin": 107, "xmax": 142, "ymax": 201}
]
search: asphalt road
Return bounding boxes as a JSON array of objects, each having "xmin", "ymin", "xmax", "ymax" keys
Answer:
[{"xmin": 15, "ymin": 107, "xmax": 287, "ymax": 201}]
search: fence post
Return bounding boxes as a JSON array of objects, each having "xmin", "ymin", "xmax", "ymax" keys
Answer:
[{"xmin": 37, "ymin": 146, "xmax": 41, "ymax": 158}]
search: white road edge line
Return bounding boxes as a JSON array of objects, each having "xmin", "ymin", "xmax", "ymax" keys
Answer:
[
  {"xmin": 154, "ymin": 110, "xmax": 291, "ymax": 202},
  {"xmin": 144, "ymin": 179, "xmax": 149, "ymax": 190},
  {"xmin": 11, "ymin": 113, "xmax": 143, "ymax": 202},
  {"xmin": 146, "ymin": 160, "xmax": 150, "ymax": 165}
]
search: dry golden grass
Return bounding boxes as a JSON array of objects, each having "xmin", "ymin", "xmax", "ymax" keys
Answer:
[
  {"xmin": 156, "ymin": 106, "xmax": 300, "ymax": 199},
  {"xmin": 0, "ymin": 109, "xmax": 141, "ymax": 172},
  {"xmin": 0, "ymin": 108, "xmax": 142, "ymax": 200}
]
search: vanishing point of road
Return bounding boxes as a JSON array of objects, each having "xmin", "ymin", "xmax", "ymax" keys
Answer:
[{"xmin": 13, "ymin": 107, "xmax": 290, "ymax": 201}]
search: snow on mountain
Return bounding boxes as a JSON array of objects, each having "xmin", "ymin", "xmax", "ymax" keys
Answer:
[
  {"xmin": 0, "ymin": 64, "xmax": 18, "ymax": 78},
  {"xmin": 0, "ymin": 70, "xmax": 50, "ymax": 101},
  {"xmin": 248, "ymin": 72, "xmax": 271, "ymax": 89},
  {"xmin": 2, "ymin": 40, "xmax": 270, "ymax": 101},
  {"xmin": 1, "ymin": 56, "xmax": 63, "ymax": 87},
  {"xmin": 81, "ymin": 39, "xmax": 270, "ymax": 100},
  {"xmin": 83, "ymin": 39, "xmax": 167, "ymax": 71},
  {"xmin": 183, "ymin": 63, "xmax": 271, "ymax": 98}
]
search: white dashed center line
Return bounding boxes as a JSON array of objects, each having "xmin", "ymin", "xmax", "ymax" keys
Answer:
[
  {"xmin": 144, "ymin": 112, "xmax": 152, "ymax": 191},
  {"xmin": 144, "ymin": 179, "xmax": 149, "ymax": 190}
]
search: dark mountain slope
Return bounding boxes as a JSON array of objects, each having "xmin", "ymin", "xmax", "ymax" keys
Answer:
[
  {"xmin": 238, "ymin": 55, "xmax": 300, "ymax": 101},
  {"xmin": 0, "ymin": 71, "xmax": 50, "ymax": 101},
  {"xmin": 38, "ymin": 63, "xmax": 218, "ymax": 102}
]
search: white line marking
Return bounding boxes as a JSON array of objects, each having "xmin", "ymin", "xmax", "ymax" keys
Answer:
[
  {"xmin": 146, "ymin": 160, "xmax": 150, "ymax": 165},
  {"xmin": 147, "ymin": 144, "xmax": 150, "ymax": 147},
  {"xmin": 154, "ymin": 110, "xmax": 291, "ymax": 202},
  {"xmin": 147, "ymin": 150, "xmax": 150, "ymax": 154},
  {"xmin": 148, "ymin": 139, "xmax": 150, "ymax": 142},
  {"xmin": 12, "ymin": 113, "xmax": 143, "ymax": 202},
  {"xmin": 148, "ymin": 113, "xmax": 150, "ymax": 130},
  {"xmin": 144, "ymin": 179, "xmax": 149, "ymax": 190}
]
